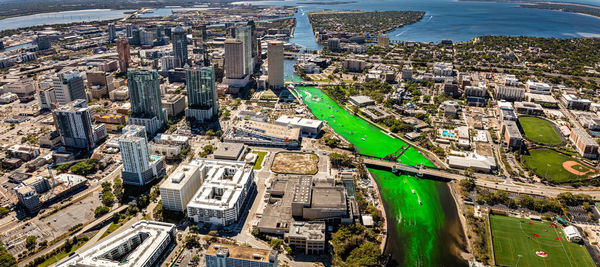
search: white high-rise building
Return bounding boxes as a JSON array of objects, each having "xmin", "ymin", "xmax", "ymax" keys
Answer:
[
  {"xmin": 267, "ymin": 41, "xmax": 284, "ymax": 89},
  {"xmin": 53, "ymin": 68, "xmax": 86, "ymax": 105},
  {"xmin": 119, "ymin": 125, "xmax": 164, "ymax": 186}
]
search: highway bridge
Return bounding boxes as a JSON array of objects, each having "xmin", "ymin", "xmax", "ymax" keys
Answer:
[{"xmin": 362, "ymin": 158, "xmax": 466, "ymax": 181}]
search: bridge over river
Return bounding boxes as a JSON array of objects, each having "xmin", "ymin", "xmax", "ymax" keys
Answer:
[{"xmin": 362, "ymin": 157, "xmax": 466, "ymax": 181}]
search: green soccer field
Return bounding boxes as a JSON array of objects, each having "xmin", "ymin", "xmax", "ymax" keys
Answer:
[
  {"xmin": 490, "ymin": 214, "xmax": 595, "ymax": 267},
  {"xmin": 518, "ymin": 117, "xmax": 563, "ymax": 145}
]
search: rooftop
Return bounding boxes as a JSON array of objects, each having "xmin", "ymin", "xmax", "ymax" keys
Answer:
[
  {"xmin": 57, "ymin": 221, "xmax": 175, "ymax": 267},
  {"xmin": 206, "ymin": 243, "xmax": 276, "ymax": 263}
]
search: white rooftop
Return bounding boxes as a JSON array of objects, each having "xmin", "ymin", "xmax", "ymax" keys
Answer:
[
  {"xmin": 187, "ymin": 159, "xmax": 253, "ymax": 211},
  {"xmin": 56, "ymin": 221, "xmax": 175, "ymax": 267}
]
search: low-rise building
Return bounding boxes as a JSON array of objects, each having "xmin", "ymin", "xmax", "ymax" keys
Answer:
[
  {"xmin": 526, "ymin": 80, "xmax": 551, "ymax": 95},
  {"xmin": 275, "ymin": 115, "xmax": 323, "ymax": 136},
  {"xmin": 561, "ymin": 94, "xmax": 591, "ymax": 111},
  {"xmin": 160, "ymin": 164, "xmax": 204, "ymax": 212},
  {"xmin": 57, "ymin": 221, "xmax": 175, "ymax": 267},
  {"xmin": 186, "ymin": 159, "xmax": 255, "ymax": 226},
  {"xmin": 564, "ymin": 225, "xmax": 583, "ymax": 243},
  {"xmin": 224, "ymin": 120, "xmax": 301, "ymax": 148},
  {"xmin": 570, "ymin": 128, "xmax": 598, "ymax": 159},
  {"xmin": 205, "ymin": 243, "xmax": 278, "ymax": 267},
  {"xmin": 501, "ymin": 120, "xmax": 522, "ymax": 148},
  {"xmin": 348, "ymin": 95, "xmax": 374, "ymax": 107},
  {"xmin": 162, "ymin": 94, "xmax": 186, "ymax": 119},
  {"xmin": 213, "ymin": 142, "xmax": 246, "ymax": 161},
  {"xmin": 284, "ymin": 221, "xmax": 326, "ymax": 254},
  {"xmin": 526, "ymin": 93, "xmax": 558, "ymax": 108},
  {"xmin": 7, "ymin": 144, "xmax": 40, "ymax": 161},
  {"xmin": 447, "ymin": 153, "xmax": 497, "ymax": 173},
  {"xmin": 514, "ymin": 102, "xmax": 544, "ymax": 116},
  {"xmin": 495, "ymin": 85, "xmax": 525, "ymax": 101}
]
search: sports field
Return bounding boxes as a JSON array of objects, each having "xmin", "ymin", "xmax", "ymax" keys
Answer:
[
  {"xmin": 519, "ymin": 117, "xmax": 562, "ymax": 145},
  {"xmin": 522, "ymin": 149, "xmax": 595, "ymax": 183},
  {"xmin": 491, "ymin": 214, "xmax": 594, "ymax": 267}
]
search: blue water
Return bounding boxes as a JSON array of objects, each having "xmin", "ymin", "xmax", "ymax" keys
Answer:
[
  {"xmin": 442, "ymin": 130, "xmax": 455, "ymax": 138},
  {"xmin": 0, "ymin": 9, "xmax": 134, "ymax": 31},
  {"xmin": 237, "ymin": 0, "xmax": 600, "ymax": 43}
]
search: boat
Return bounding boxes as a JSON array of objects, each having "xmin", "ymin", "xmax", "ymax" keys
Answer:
[
  {"xmin": 419, "ymin": 200, "xmax": 422, "ymax": 205},
  {"xmin": 361, "ymin": 138, "xmax": 365, "ymax": 141},
  {"xmin": 411, "ymin": 189, "xmax": 415, "ymax": 194}
]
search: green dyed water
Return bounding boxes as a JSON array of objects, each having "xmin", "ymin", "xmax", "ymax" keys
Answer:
[{"xmin": 296, "ymin": 86, "xmax": 467, "ymax": 266}]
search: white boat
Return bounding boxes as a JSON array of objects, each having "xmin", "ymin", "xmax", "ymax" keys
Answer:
[
  {"xmin": 361, "ymin": 138, "xmax": 365, "ymax": 141},
  {"xmin": 419, "ymin": 200, "xmax": 422, "ymax": 205},
  {"xmin": 411, "ymin": 189, "xmax": 415, "ymax": 194}
]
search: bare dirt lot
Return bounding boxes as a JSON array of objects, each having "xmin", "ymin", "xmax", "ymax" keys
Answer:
[{"xmin": 271, "ymin": 152, "xmax": 319, "ymax": 174}]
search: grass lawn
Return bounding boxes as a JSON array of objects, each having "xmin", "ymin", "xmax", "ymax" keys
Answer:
[
  {"xmin": 251, "ymin": 151, "xmax": 267, "ymax": 170},
  {"xmin": 519, "ymin": 117, "xmax": 562, "ymax": 145},
  {"xmin": 37, "ymin": 240, "xmax": 88, "ymax": 267},
  {"xmin": 522, "ymin": 149, "xmax": 593, "ymax": 183},
  {"xmin": 491, "ymin": 214, "xmax": 594, "ymax": 267}
]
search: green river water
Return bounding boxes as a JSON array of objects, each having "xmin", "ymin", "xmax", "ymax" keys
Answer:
[{"xmin": 296, "ymin": 86, "xmax": 467, "ymax": 266}]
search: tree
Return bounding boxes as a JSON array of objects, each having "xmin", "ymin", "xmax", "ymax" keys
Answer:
[
  {"xmin": 102, "ymin": 192, "xmax": 115, "ymax": 207},
  {"xmin": 0, "ymin": 207, "xmax": 9, "ymax": 218},
  {"xmin": 270, "ymin": 238, "xmax": 283, "ymax": 250},
  {"xmin": 25, "ymin": 235, "xmax": 37, "ymax": 250},
  {"xmin": 329, "ymin": 152, "xmax": 354, "ymax": 168},
  {"xmin": 0, "ymin": 242, "xmax": 16, "ymax": 267},
  {"xmin": 459, "ymin": 178, "xmax": 476, "ymax": 192},
  {"xmin": 94, "ymin": 206, "xmax": 110, "ymax": 218},
  {"xmin": 203, "ymin": 145, "xmax": 215, "ymax": 155},
  {"xmin": 325, "ymin": 137, "xmax": 341, "ymax": 148},
  {"xmin": 346, "ymin": 242, "xmax": 380, "ymax": 267}
]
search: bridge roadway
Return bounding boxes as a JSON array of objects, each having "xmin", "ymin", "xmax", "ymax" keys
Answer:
[{"xmin": 363, "ymin": 158, "xmax": 465, "ymax": 181}]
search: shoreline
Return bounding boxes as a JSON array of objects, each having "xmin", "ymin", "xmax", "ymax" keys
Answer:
[{"xmin": 296, "ymin": 85, "xmax": 467, "ymax": 263}]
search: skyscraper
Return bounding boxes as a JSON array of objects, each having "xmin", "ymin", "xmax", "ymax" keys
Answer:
[
  {"xmin": 235, "ymin": 25, "xmax": 254, "ymax": 75},
  {"xmin": 53, "ymin": 68, "xmax": 86, "ymax": 105},
  {"xmin": 267, "ymin": 41, "xmax": 284, "ymax": 89},
  {"xmin": 185, "ymin": 66, "xmax": 218, "ymax": 122},
  {"xmin": 125, "ymin": 24, "xmax": 134, "ymax": 38},
  {"xmin": 53, "ymin": 99, "xmax": 96, "ymax": 150},
  {"xmin": 248, "ymin": 21, "xmax": 257, "ymax": 59},
  {"xmin": 108, "ymin": 23, "xmax": 116, "ymax": 42},
  {"xmin": 119, "ymin": 125, "xmax": 164, "ymax": 186},
  {"xmin": 224, "ymin": 39, "xmax": 244, "ymax": 79},
  {"xmin": 117, "ymin": 38, "xmax": 131, "ymax": 73},
  {"xmin": 36, "ymin": 35, "xmax": 51, "ymax": 51},
  {"xmin": 127, "ymin": 69, "xmax": 167, "ymax": 135},
  {"xmin": 172, "ymin": 26, "xmax": 188, "ymax": 68},
  {"xmin": 192, "ymin": 24, "xmax": 209, "ymax": 66}
]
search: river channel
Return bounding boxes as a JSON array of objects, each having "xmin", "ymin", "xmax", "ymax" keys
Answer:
[{"xmin": 295, "ymin": 86, "xmax": 467, "ymax": 266}]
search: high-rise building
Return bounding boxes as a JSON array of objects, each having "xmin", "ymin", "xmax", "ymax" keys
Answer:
[
  {"xmin": 248, "ymin": 21, "xmax": 257, "ymax": 59},
  {"xmin": 37, "ymin": 87, "xmax": 56, "ymax": 111},
  {"xmin": 172, "ymin": 26, "xmax": 188, "ymax": 68},
  {"xmin": 108, "ymin": 23, "xmax": 116, "ymax": 42},
  {"xmin": 119, "ymin": 125, "xmax": 164, "ymax": 186},
  {"xmin": 224, "ymin": 39, "xmax": 244, "ymax": 79},
  {"xmin": 192, "ymin": 24, "xmax": 209, "ymax": 66},
  {"xmin": 235, "ymin": 25, "xmax": 254, "ymax": 75},
  {"xmin": 36, "ymin": 34, "xmax": 51, "ymax": 50},
  {"xmin": 87, "ymin": 71, "xmax": 115, "ymax": 99},
  {"xmin": 140, "ymin": 28, "xmax": 154, "ymax": 47},
  {"xmin": 267, "ymin": 41, "xmax": 284, "ymax": 89},
  {"xmin": 127, "ymin": 69, "xmax": 167, "ymax": 135},
  {"xmin": 185, "ymin": 66, "xmax": 218, "ymax": 122},
  {"xmin": 131, "ymin": 28, "xmax": 141, "ymax": 46},
  {"xmin": 52, "ymin": 68, "xmax": 86, "ymax": 105},
  {"xmin": 53, "ymin": 99, "xmax": 96, "ymax": 150},
  {"xmin": 377, "ymin": 34, "xmax": 390, "ymax": 47},
  {"xmin": 125, "ymin": 23, "xmax": 134, "ymax": 37},
  {"xmin": 117, "ymin": 38, "xmax": 131, "ymax": 73}
]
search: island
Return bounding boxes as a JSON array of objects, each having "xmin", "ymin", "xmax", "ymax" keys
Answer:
[
  {"xmin": 308, "ymin": 10, "xmax": 425, "ymax": 35},
  {"xmin": 296, "ymin": 1, "xmax": 357, "ymax": 5},
  {"xmin": 521, "ymin": 2, "xmax": 600, "ymax": 18}
]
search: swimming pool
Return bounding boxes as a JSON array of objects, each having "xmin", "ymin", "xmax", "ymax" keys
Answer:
[{"xmin": 442, "ymin": 130, "xmax": 455, "ymax": 138}]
